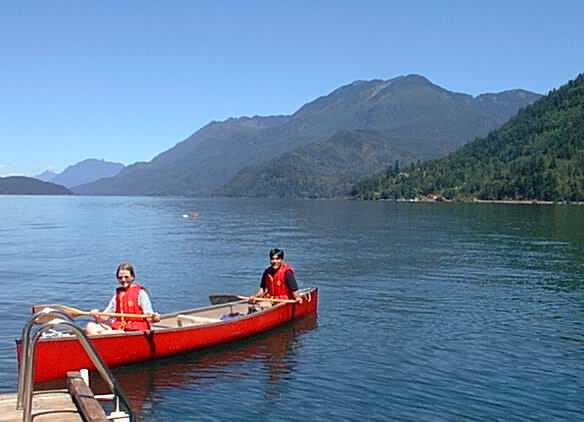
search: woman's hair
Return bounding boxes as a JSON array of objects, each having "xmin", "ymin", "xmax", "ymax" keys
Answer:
[
  {"xmin": 269, "ymin": 248, "xmax": 284, "ymax": 259},
  {"xmin": 116, "ymin": 263, "xmax": 136, "ymax": 278}
]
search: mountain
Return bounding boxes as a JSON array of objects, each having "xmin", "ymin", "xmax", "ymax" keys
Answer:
[
  {"xmin": 219, "ymin": 129, "xmax": 418, "ymax": 198},
  {"xmin": 0, "ymin": 176, "xmax": 72, "ymax": 195},
  {"xmin": 73, "ymin": 75, "xmax": 540, "ymax": 196},
  {"xmin": 351, "ymin": 74, "xmax": 584, "ymax": 202},
  {"xmin": 34, "ymin": 170, "xmax": 58, "ymax": 182},
  {"xmin": 47, "ymin": 159, "xmax": 124, "ymax": 188},
  {"xmin": 73, "ymin": 116, "xmax": 290, "ymax": 195}
]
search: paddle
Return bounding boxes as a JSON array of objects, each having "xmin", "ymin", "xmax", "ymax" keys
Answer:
[
  {"xmin": 208, "ymin": 294, "xmax": 298, "ymax": 305},
  {"xmin": 32, "ymin": 303, "xmax": 158, "ymax": 320},
  {"xmin": 208, "ymin": 294, "xmax": 243, "ymax": 305}
]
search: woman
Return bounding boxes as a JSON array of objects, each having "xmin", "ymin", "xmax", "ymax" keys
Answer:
[{"xmin": 85, "ymin": 263, "xmax": 160, "ymax": 335}]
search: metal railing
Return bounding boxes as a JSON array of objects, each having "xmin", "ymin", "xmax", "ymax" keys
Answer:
[
  {"xmin": 17, "ymin": 308, "xmax": 135, "ymax": 422},
  {"xmin": 17, "ymin": 308, "xmax": 74, "ymax": 410}
]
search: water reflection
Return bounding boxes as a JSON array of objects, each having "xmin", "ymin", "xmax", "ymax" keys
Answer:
[{"xmin": 41, "ymin": 316, "xmax": 317, "ymax": 419}]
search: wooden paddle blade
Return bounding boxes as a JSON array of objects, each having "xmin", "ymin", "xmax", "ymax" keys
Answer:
[
  {"xmin": 31, "ymin": 304, "xmax": 86, "ymax": 317},
  {"xmin": 30, "ymin": 304, "xmax": 78, "ymax": 324},
  {"xmin": 32, "ymin": 304, "xmax": 68, "ymax": 314},
  {"xmin": 208, "ymin": 294, "xmax": 244, "ymax": 305},
  {"xmin": 33, "ymin": 313, "xmax": 66, "ymax": 324}
]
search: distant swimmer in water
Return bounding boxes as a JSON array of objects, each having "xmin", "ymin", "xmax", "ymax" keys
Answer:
[{"xmin": 182, "ymin": 212, "xmax": 200, "ymax": 220}]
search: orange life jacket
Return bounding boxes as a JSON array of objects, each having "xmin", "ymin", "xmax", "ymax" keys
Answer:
[
  {"xmin": 265, "ymin": 263, "xmax": 295, "ymax": 299},
  {"xmin": 111, "ymin": 283, "xmax": 151, "ymax": 331}
]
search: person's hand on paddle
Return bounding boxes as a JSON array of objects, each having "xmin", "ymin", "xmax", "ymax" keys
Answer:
[
  {"xmin": 150, "ymin": 312, "xmax": 161, "ymax": 323},
  {"xmin": 89, "ymin": 309, "xmax": 109, "ymax": 322},
  {"xmin": 251, "ymin": 288, "xmax": 266, "ymax": 304}
]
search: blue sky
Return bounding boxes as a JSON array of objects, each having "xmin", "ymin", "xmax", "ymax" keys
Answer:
[{"xmin": 1, "ymin": 1, "xmax": 583, "ymax": 176}]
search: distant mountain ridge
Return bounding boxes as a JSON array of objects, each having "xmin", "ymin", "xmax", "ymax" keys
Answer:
[
  {"xmin": 73, "ymin": 74, "xmax": 540, "ymax": 197},
  {"xmin": 351, "ymin": 73, "xmax": 584, "ymax": 201},
  {"xmin": 35, "ymin": 170, "xmax": 58, "ymax": 182},
  {"xmin": 0, "ymin": 176, "xmax": 72, "ymax": 195},
  {"xmin": 36, "ymin": 159, "xmax": 124, "ymax": 188}
]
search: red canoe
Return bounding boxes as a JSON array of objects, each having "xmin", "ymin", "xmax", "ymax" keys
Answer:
[{"xmin": 17, "ymin": 288, "xmax": 318, "ymax": 383}]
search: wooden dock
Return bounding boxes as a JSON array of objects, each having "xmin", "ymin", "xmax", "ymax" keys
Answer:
[{"xmin": 0, "ymin": 372, "xmax": 109, "ymax": 422}]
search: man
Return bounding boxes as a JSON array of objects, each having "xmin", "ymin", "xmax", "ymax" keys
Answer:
[{"xmin": 256, "ymin": 249, "xmax": 302, "ymax": 302}]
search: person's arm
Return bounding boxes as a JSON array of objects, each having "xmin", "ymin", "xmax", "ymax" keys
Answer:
[
  {"xmin": 103, "ymin": 295, "xmax": 116, "ymax": 313},
  {"xmin": 285, "ymin": 270, "xmax": 303, "ymax": 302},
  {"xmin": 138, "ymin": 290, "xmax": 153, "ymax": 313},
  {"xmin": 138, "ymin": 290, "xmax": 160, "ymax": 321},
  {"xmin": 138, "ymin": 289, "xmax": 160, "ymax": 322},
  {"xmin": 256, "ymin": 270, "xmax": 268, "ymax": 297},
  {"xmin": 284, "ymin": 270, "xmax": 298, "ymax": 291}
]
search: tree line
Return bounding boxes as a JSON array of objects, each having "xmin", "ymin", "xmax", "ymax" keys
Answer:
[{"xmin": 352, "ymin": 74, "xmax": 584, "ymax": 202}]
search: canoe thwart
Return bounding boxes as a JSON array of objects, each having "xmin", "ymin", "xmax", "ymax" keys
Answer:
[{"xmin": 176, "ymin": 314, "xmax": 221, "ymax": 327}]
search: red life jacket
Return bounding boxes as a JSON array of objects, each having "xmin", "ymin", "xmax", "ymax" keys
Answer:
[
  {"xmin": 265, "ymin": 263, "xmax": 295, "ymax": 299},
  {"xmin": 111, "ymin": 283, "xmax": 151, "ymax": 331}
]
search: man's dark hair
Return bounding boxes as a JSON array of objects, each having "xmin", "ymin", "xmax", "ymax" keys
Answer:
[{"xmin": 269, "ymin": 248, "xmax": 284, "ymax": 259}]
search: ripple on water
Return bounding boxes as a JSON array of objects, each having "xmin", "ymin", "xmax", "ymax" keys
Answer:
[{"xmin": 1, "ymin": 198, "xmax": 584, "ymax": 421}]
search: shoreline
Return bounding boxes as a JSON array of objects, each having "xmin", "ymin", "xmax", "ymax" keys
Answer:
[{"xmin": 394, "ymin": 198, "xmax": 584, "ymax": 206}]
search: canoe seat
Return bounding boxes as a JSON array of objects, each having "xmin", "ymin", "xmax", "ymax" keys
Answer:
[
  {"xmin": 151, "ymin": 322, "xmax": 175, "ymax": 329},
  {"xmin": 177, "ymin": 314, "xmax": 221, "ymax": 327}
]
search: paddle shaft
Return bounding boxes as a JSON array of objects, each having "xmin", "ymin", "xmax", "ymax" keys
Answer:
[
  {"xmin": 208, "ymin": 294, "xmax": 299, "ymax": 305},
  {"xmin": 238, "ymin": 295, "xmax": 298, "ymax": 304},
  {"xmin": 86, "ymin": 310, "xmax": 156, "ymax": 319},
  {"xmin": 33, "ymin": 303, "xmax": 157, "ymax": 320}
]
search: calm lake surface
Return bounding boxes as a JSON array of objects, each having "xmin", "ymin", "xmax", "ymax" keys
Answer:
[{"xmin": 1, "ymin": 196, "xmax": 583, "ymax": 421}]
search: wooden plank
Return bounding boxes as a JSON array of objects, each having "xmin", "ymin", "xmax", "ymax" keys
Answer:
[
  {"xmin": 67, "ymin": 371, "xmax": 108, "ymax": 422},
  {"xmin": 0, "ymin": 391, "xmax": 82, "ymax": 422}
]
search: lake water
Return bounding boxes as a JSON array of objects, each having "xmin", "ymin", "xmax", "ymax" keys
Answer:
[{"xmin": 0, "ymin": 196, "xmax": 583, "ymax": 421}]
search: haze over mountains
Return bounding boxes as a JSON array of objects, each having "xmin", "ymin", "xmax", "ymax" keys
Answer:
[
  {"xmin": 36, "ymin": 159, "xmax": 124, "ymax": 188},
  {"xmin": 35, "ymin": 170, "xmax": 59, "ymax": 182},
  {"xmin": 71, "ymin": 75, "xmax": 540, "ymax": 197}
]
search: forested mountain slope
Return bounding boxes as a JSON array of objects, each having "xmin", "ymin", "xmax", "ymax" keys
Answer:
[
  {"xmin": 219, "ymin": 129, "xmax": 417, "ymax": 198},
  {"xmin": 352, "ymin": 74, "xmax": 584, "ymax": 202}
]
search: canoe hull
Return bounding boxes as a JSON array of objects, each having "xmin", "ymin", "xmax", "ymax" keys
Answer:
[{"xmin": 17, "ymin": 288, "xmax": 318, "ymax": 383}]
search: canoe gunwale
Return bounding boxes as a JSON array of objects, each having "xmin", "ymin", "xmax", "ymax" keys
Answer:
[
  {"xmin": 16, "ymin": 296, "xmax": 296, "ymax": 344},
  {"xmin": 15, "ymin": 287, "xmax": 318, "ymax": 350}
]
